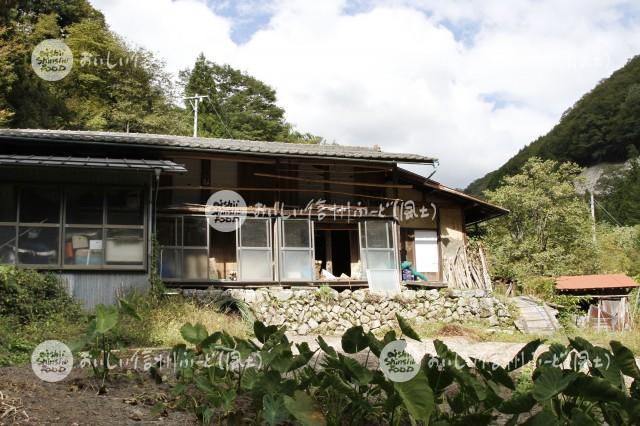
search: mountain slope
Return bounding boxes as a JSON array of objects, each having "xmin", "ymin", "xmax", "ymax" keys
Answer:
[{"xmin": 467, "ymin": 55, "xmax": 640, "ymax": 195}]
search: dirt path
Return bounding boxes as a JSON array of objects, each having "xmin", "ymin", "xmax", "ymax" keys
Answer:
[
  {"xmin": 0, "ymin": 365, "xmax": 195, "ymax": 425},
  {"xmin": 289, "ymin": 334, "xmax": 543, "ymax": 366}
]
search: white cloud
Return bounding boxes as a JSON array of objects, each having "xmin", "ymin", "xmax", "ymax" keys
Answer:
[{"xmin": 90, "ymin": 0, "xmax": 640, "ymax": 188}]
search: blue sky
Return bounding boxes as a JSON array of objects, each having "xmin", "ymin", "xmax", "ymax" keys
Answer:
[{"xmin": 92, "ymin": 0, "xmax": 640, "ymax": 187}]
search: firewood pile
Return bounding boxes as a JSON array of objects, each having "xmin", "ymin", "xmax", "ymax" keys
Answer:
[{"xmin": 443, "ymin": 243, "xmax": 493, "ymax": 290}]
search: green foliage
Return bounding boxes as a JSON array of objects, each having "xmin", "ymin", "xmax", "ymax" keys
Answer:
[
  {"xmin": 75, "ymin": 298, "xmax": 140, "ymax": 394},
  {"xmin": 467, "ymin": 55, "xmax": 640, "ymax": 196},
  {"xmin": 179, "ymin": 54, "xmax": 323, "ymax": 143},
  {"xmin": 599, "ymin": 151, "xmax": 640, "ymax": 226},
  {"xmin": 483, "ymin": 158, "xmax": 597, "ymax": 282},
  {"xmin": 0, "ymin": 265, "xmax": 81, "ymax": 324}
]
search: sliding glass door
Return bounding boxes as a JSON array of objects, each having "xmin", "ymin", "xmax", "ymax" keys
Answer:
[
  {"xmin": 278, "ymin": 218, "xmax": 314, "ymax": 281},
  {"xmin": 236, "ymin": 218, "xmax": 273, "ymax": 281},
  {"xmin": 359, "ymin": 220, "xmax": 400, "ymax": 294}
]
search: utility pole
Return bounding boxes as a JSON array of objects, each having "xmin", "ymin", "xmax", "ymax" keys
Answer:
[
  {"xmin": 184, "ymin": 94, "xmax": 209, "ymax": 137},
  {"xmin": 590, "ymin": 190, "xmax": 597, "ymax": 244}
]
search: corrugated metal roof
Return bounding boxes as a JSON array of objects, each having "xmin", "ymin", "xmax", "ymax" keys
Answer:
[
  {"xmin": 0, "ymin": 129, "xmax": 436, "ymax": 164},
  {"xmin": 0, "ymin": 154, "xmax": 186, "ymax": 173},
  {"xmin": 556, "ymin": 274, "xmax": 638, "ymax": 291}
]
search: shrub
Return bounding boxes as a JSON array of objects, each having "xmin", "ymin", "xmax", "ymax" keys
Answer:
[{"xmin": 0, "ymin": 265, "xmax": 82, "ymax": 324}]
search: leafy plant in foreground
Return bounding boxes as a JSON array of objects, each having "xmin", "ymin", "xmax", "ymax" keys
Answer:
[{"xmin": 74, "ymin": 299, "xmax": 140, "ymax": 394}]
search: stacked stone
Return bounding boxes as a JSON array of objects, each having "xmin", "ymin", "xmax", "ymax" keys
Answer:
[{"xmin": 183, "ymin": 287, "xmax": 513, "ymax": 336}]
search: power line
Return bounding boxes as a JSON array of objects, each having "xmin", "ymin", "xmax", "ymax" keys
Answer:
[
  {"xmin": 593, "ymin": 196, "xmax": 623, "ymax": 226},
  {"xmin": 204, "ymin": 96, "xmax": 234, "ymax": 139}
]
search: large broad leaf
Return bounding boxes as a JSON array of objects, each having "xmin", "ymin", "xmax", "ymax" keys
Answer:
[
  {"xmin": 317, "ymin": 336, "xmax": 338, "ymax": 358},
  {"xmin": 471, "ymin": 357, "xmax": 515, "ymax": 390},
  {"xmin": 340, "ymin": 354, "xmax": 374, "ymax": 385},
  {"xmin": 95, "ymin": 304, "xmax": 118, "ymax": 334},
  {"xmin": 569, "ymin": 407, "xmax": 599, "ymax": 426},
  {"xmin": 263, "ymin": 394, "xmax": 290, "ymax": 426},
  {"xmin": 394, "ymin": 370, "xmax": 435, "ymax": 423},
  {"xmin": 536, "ymin": 343, "xmax": 569, "ymax": 369},
  {"xmin": 564, "ymin": 373, "xmax": 628, "ymax": 402},
  {"xmin": 421, "ymin": 354, "xmax": 454, "ymax": 394},
  {"xmin": 498, "ymin": 392, "xmax": 536, "ymax": 414},
  {"xmin": 396, "ymin": 314, "xmax": 421, "ymax": 341},
  {"xmin": 507, "ymin": 339, "xmax": 543, "ymax": 372},
  {"xmin": 283, "ymin": 391, "xmax": 326, "ymax": 426},
  {"xmin": 434, "ymin": 340, "xmax": 487, "ymax": 401},
  {"xmin": 180, "ymin": 322, "xmax": 208, "ymax": 345},
  {"xmin": 255, "ymin": 320, "xmax": 279, "ymax": 344},
  {"xmin": 341, "ymin": 326, "xmax": 368, "ymax": 354},
  {"xmin": 611, "ymin": 341, "xmax": 640, "ymax": 380},
  {"xmin": 118, "ymin": 298, "xmax": 141, "ymax": 320},
  {"xmin": 522, "ymin": 407, "xmax": 561, "ymax": 426},
  {"xmin": 532, "ymin": 367, "xmax": 578, "ymax": 401}
]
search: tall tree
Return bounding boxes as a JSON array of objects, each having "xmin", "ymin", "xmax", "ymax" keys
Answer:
[
  {"xmin": 483, "ymin": 157, "xmax": 598, "ymax": 280},
  {"xmin": 179, "ymin": 54, "xmax": 321, "ymax": 142}
]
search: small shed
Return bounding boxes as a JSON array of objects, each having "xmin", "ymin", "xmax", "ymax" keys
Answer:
[{"xmin": 556, "ymin": 274, "xmax": 639, "ymax": 331}]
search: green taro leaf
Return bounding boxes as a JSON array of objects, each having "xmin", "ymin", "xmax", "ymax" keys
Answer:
[
  {"xmin": 522, "ymin": 407, "xmax": 561, "ymax": 426},
  {"xmin": 569, "ymin": 408, "xmax": 598, "ymax": 426},
  {"xmin": 340, "ymin": 354, "xmax": 374, "ymax": 385},
  {"xmin": 118, "ymin": 298, "xmax": 141, "ymax": 320},
  {"xmin": 564, "ymin": 373, "xmax": 628, "ymax": 402},
  {"xmin": 180, "ymin": 322, "xmax": 209, "ymax": 345},
  {"xmin": 611, "ymin": 340, "xmax": 640, "ymax": 380},
  {"xmin": 263, "ymin": 394, "xmax": 289, "ymax": 426},
  {"xmin": 471, "ymin": 357, "xmax": 515, "ymax": 390},
  {"xmin": 532, "ymin": 367, "xmax": 578, "ymax": 401},
  {"xmin": 394, "ymin": 370, "xmax": 435, "ymax": 423},
  {"xmin": 95, "ymin": 304, "xmax": 118, "ymax": 334},
  {"xmin": 341, "ymin": 326, "xmax": 368, "ymax": 354},
  {"xmin": 316, "ymin": 336, "xmax": 338, "ymax": 358},
  {"xmin": 507, "ymin": 339, "xmax": 543, "ymax": 372},
  {"xmin": 498, "ymin": 392, "xmax": 536, "ymax": 414},
  {"xmin": 254, "ymin": 320, "xmax": 279, "ymax": 344},
  {"xmin": 396, "ymin": 314, "xmax": 421, "ymax": 341},
  {"xmin": 283, "ymin": 391, "xmax": 326, "ymax": 426}
]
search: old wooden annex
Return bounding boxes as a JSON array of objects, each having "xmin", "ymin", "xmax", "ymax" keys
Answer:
[{"xmin": 0, "ymin": 129, "xmax": 506, "ymax": 307}]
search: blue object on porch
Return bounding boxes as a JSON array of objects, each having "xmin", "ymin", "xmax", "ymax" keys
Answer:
[{"xmin": 401, "ymin": 260, "xmax": 428, "ymax": 282}]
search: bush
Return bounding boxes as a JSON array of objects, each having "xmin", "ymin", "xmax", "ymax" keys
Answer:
[{"xmin": 0, "ymin": 265, "xmax": 82, "ymax": 324}]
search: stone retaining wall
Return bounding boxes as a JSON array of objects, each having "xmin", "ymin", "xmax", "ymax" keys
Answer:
[{"xmin": 183, "ymin": 288, "xmax": 512, "ymax": 335}]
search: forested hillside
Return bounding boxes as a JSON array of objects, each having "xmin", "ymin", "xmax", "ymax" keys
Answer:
[
  {"xmin": 0, "ymin": 0, "xmax": 318, "ymax": 141},
  {"xmin": 467, "ymin": 55, "xmax": 640, "ymax": 195}
]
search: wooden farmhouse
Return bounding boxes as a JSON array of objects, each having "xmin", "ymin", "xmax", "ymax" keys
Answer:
[{"xmin": 0, "ymin": 129, "xmax": 506, "ymax": 306}]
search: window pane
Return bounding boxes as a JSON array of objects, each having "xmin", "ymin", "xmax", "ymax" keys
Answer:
[
  {"xmin": 281, "ymin": 251, "xmax": 313, "ymax": 280},
  {"xmin": 0, "ymin": 185, "xmax": 17, "ymax": 222},
  {"xmin": 106, "ymin": 189, "xmax": 144, "ymax": 225},
  {"xmin": 366, "ymin": 222, "xmax": 391, "ymax": 248},
  {"xmin": 18, "ymin": 227, "xmax": 59, "ymax": 265},
  {"xmin": 183, "ymin": 249, "xmax": 208, "ymax": 279},
  {"xmin": 105, "ymin": 228, "xmax": 144, "ymax": 265},
  {"xmin": 66, "ymin": 187, "xmax": 103, "ymax": 224},
  {"xmin": 183, "ymin": 216, "xmax": 207, "ymax": 247},
  {"xmin": 240, "ymin": 219, "xmax": 269, "ymax": 247},
  {"xmin": 282, "ymin": 220, "xmax": 309, "ymax": 248},
  {"xmin": 160, "ymin": 248, "xmax": 182, "ymax": 279},
  {"xmin": 157, "ymin": 217, "xmax": 179, "ymax": 246},
  {"xmin": 20, "ymin": 187, "xmax": 60, "ymax": 224},
  {"xmin": 0, "ymin": 226, "xmax": 16, "ymax": 264},
  {"xmin": 64, "ymin": 228, "xmax": 103, "ymax": 265},
  {"xmin": 238, "ymin": 250, "xmax": 272, "ymax": 280},
  {"xmin": 365, "ymin": 251, "xmax": 396, "ymax": 269}
]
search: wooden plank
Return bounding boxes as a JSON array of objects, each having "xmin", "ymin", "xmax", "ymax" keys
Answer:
[
  {"xmin": 158, "ymin": 185, "xmax": 401, "ymax": 201},
  {"xmin": 254, "ymin": 172, "xmax": 413, "ymax": 189}
]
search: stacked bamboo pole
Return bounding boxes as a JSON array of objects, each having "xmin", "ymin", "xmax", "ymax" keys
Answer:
[{"xmin": 443, "ymin": 243, "xmax": 493, "ymax": 290}]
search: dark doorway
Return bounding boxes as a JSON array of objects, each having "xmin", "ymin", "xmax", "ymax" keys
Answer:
[
  {"xmin": 331, "ymin": 231, "xmax": 351, "ymax": 277},
  {"xmin": 314, "ymin": 229, "xmax": 353, "ymax": 278}
]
